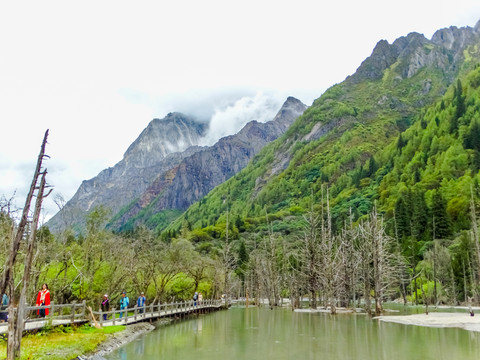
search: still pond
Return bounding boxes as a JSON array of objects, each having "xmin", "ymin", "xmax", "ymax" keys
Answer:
[{"xmin": 105, "ymin": 306, "xmax": 480, "ymax": 360}]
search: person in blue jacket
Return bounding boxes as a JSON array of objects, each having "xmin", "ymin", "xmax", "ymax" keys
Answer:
[
  {"xmin": 0, "ymin": 294, "xmax": 8, "ymax": 322},
  {"xmin": 119, "ymin": 291, "xmax": 129, "ymax": 318},
  {"xmin": 137, "ymin": 292, "xmax": 146, "ymax": 313}
]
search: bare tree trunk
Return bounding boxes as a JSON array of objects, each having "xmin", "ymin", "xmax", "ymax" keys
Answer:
[
  {"xmin": 12, "ymin": 172, "xmax": 50, "ymax": 358},
  {"xmin": 1, "ymin": 130, "xmax": 49, "ymax": 297},
  {"xmin": 6, "ymin": 131, "xmax": 50, "ymax": 360}
]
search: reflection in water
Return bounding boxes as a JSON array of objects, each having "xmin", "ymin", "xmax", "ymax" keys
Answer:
[{"xmin": 106, "ymin": 307, "xmax": 480, "ymax": 360}]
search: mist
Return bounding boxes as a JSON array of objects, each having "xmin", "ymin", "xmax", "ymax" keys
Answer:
[{"xmin": 199, "ymin": 91, "xmax": 286, "ymax": 146}]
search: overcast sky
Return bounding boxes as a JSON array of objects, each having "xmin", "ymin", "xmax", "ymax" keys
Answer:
[{"xmin": 1, "ymin": 1, "xmax": 479, "ymax": 221}]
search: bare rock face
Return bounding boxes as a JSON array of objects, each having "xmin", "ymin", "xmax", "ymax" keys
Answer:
[
  {"xmin": 47, "ymin": 113, "xmax": 208, "ymax": 233},
  {"xmin": 348, "ymin": 23, "xmax": 480, "ymax": 84},
  {"xmin": 123, "ymin": 113, "xmax": 207, "ymax": 168},
  {"xmin": 108, "ymin": 97, "xmax": 307, "ymax": 231}
]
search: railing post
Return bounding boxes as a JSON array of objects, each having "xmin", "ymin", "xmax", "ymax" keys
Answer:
[
  {"xmin": 112, "ymin": 308, "xmax": 116, "ymax": 325},
  {"xmin": 47, "ymin": 301, "xmax": 54, "ymax": 323},
  {"xmin": 134, "ymin": 306, "xmax": 137, "ymax": 321},
  {"xmin": 71, "ymin": 301, "xmax": 76, "ymax": 324},
  {"xmin": 99, "ymin": 309, "xmax": 104, "ymax": 326},
  {"xmin": 81, "ymin": 300, "xmax": 86, "ymax": 321}
]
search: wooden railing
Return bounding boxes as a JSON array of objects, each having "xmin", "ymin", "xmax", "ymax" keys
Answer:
[
  {"xmin": 0, "ymin": 299, "xmax": 224, "ymax": 333},
  {"xmin": 91, "ymin": 299, "xmax": 223, "ymax": 326},
  {"xmin": 0, "ymin": 301, "xmax": 87, "ymax": 334}
]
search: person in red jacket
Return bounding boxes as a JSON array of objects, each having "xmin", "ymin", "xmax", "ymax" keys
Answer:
[{"xmin": 36, "ymin": 283, "xmax": 51, "ymax": 317}]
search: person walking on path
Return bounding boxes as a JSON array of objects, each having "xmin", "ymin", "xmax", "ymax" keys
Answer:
[
  {"xmin": 0, "ymin": 293, "xmax": 9, "ymax": 322},
  {"xmin": 101, "ymin": 294, "xmax": 110, "ymax": 321},
  {"xmin": 119, "ymin": 291, "xmax": 129, "ymax": 318},
  {"xmin": 193, "ymin": 292, "xmax": 198, "ymax": 306},
  {"xmin": 137, "ymin": 292, "xmax": 146, "ymax": 314},
  {"xmin": 198, "ymin": 292, "xmax": 203, "ymax": 305},
  {"xmin": 35, "ymin": 283, "xmax": 51, "ymax": 317}
]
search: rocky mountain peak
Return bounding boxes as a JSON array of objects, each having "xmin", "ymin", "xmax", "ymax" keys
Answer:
[
  {"xmin": 475, "ymin": 19, "xmax": 480, "ymax": 33},
  {"xmin": 347, "ymin": 39, "xmax": 400, "ymax": 83},
  {"xmin": 46, "ymin": 112, "xmax": 209, "ymax": 233},
  {"xmin": 123, "ymin": 113, "xmax": 208, "ymax": 168},
  {"xmin": 107, "ymin": 97, "xmax": 307, "ymax": 231},
  {"xmin": 272, "ymin": 97, "xmax": 309, "ymax": 128},
  {"xmin": 431, "ymin": 24, "xmax": 478, "ymax": 51},
  {"xmin": 346, "ymin": 21, "xmax": 480, "ymax": 86}
]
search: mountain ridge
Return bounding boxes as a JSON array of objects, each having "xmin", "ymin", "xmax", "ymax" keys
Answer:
[
  {"xmin": 47, "ymin": 113, "xmax": 208, "ymax": 233},
  {"xmin": 168, "ymin": 20, "xmax": 480, "ymax": 236},
  {"xmin": 108, "ymin": 96, "xmax": 307, "ymax": 232}
]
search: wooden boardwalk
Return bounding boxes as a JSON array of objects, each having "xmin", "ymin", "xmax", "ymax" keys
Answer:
[{"xmin": 0, "ymin": 299, "xmax": 224, "ymax": 334}]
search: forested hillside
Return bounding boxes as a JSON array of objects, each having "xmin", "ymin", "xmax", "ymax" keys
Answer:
[
  {"xmin": 171, "ymin": 31, "xmax": 480, "ymax": 237},
  {"xmin": 162, "ymin": 27, "xmax": 480, "ymax": 305}
]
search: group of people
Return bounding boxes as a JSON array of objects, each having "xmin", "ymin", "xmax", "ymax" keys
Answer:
[
  {"xmin": 100, "ymin": 291, "xmax": 147, "ymax": 320},
  {"xmin": 0, "ymin": 284, "xmax": 50, "ymax": 321},
  {"xmin": 3, "ymin": 284, "xmax": 204, "ymax": 322}
]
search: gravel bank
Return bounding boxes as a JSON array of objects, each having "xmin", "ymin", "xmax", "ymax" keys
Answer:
[
  {"xmin": 376, "ymin": 312, "xmax": 480, "ymax": 332},
  {"xmin": 78, "ymin": 322, "xmax": 156, "ymax": 359}
]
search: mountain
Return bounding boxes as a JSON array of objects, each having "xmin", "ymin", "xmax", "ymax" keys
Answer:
[
  {"xmin": 47, "ymin": 113, "xmax": 208, "ymax": 233},
  {"xmin": 107, "ymin": 97, "xmax": 307, "ymax": 232},
  {"xmin": 169, "ymin": 21, "xmax": 480, "ymax": 240}
]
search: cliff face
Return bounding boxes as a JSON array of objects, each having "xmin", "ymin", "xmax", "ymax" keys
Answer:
[
  {"xmin": 47, "ymin": 113, "xmax": 208, "ymax": 233},
  {"xmin": 108, "ymin": 97, "xmax": 307, "ymax": 232},
  {"xmin": 348, "ymin": 21, "xmax": 480, "ymax": 84}
]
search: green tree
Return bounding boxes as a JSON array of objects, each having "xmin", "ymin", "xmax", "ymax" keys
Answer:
[{"xmin": 432, "ymin": 191, "xmax": 451, "ymax": 239}]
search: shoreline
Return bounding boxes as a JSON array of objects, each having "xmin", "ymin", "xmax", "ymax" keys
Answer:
[
  {"xmin": 294, "ymin": 305, "xmax": 480, "ymax": 333},
  {"xmin": 375, "ymin": 312, "xmax": 480, "ymax": 333},
  {"xmin": 78, "ymin": 322, "xmax": 157, "ymax": 360}
]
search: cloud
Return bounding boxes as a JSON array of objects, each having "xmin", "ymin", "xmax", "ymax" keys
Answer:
[{"xmin": 200, "ymin": 92, "xmax": 285, "ymax": 146}]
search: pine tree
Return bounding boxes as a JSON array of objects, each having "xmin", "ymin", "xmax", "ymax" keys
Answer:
[
  {"xmin": 411, "ymin": 190, "xmax": 429, "ymax": 239},
  {"xmin": 464, "ymin": 120, "xmax": 480, "ymax": 151},
  {"xmin": 455, "ymin": 79, "xmax": 466, "ymax": 120},
  {"xmin": 432, "ymin": 191, "xmax": 451, "ymax": 239},
  {"xmin": 366, "ymin": 155, "xmax": 378, "ymax": 177},
  {"xmin": 395, "ymin": 195, "xmax": 411, "ymax": 238},
  {"xmin": 397, "ymin": 134, "xmax": 406, "ymax": 152}
]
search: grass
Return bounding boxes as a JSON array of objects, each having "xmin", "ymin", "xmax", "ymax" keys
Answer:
[{"xmin": 0, "ymin": 324, "xmax": 125, "ymax": 360}]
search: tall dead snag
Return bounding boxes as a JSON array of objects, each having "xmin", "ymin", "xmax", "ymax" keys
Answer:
[
  {"xmin": 3, "ymin": 130, "xmax": 51, "ymax": 360},
  {"xmin": 358, "ymin": 206, "xmax": 404, "ymax": 317},
  {"xmin": 0, "ymin": 130, "xmax": 50, "ymax": 296},
  {"xmin": 299, "ymin": 206, "xmax": 321, "ymax": 310}
]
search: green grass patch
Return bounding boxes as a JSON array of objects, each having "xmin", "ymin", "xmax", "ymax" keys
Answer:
[{"xmin": 0, "ymin": 324, "xmax": 125, "ymax": 360}]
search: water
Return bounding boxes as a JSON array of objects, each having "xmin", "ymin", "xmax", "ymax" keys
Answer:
[{"xmin": 105, "ymin": 307, "xmax": 480, "ymax": 360}]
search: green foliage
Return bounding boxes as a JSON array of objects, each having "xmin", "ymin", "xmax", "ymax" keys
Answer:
[
  {"xmin": 27, "ymin": 46, "xmax": 480, "ymax": 314},
  {"xmin": 157, "ymin": 54, "xmax": 480, "ymax": 310},
  {"xmin": 0, "ymin": 324, "xmax": 124, "ymax": 360}
]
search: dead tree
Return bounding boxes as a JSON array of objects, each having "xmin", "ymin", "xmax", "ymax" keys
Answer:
[
  {"xmin": 299, "ymin": 207, "xmax": 321, "ymax": 309},
  {"xmin": 4, "ymin": 130, "xmax": 51, "ymax": 360},
  {"xmin": 358, "ymin": 207, "xmax": 404, "ymax": 316},
  {"xmin": 1, "ymin": 130, "xmax": 50, "ymax": 296}
]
